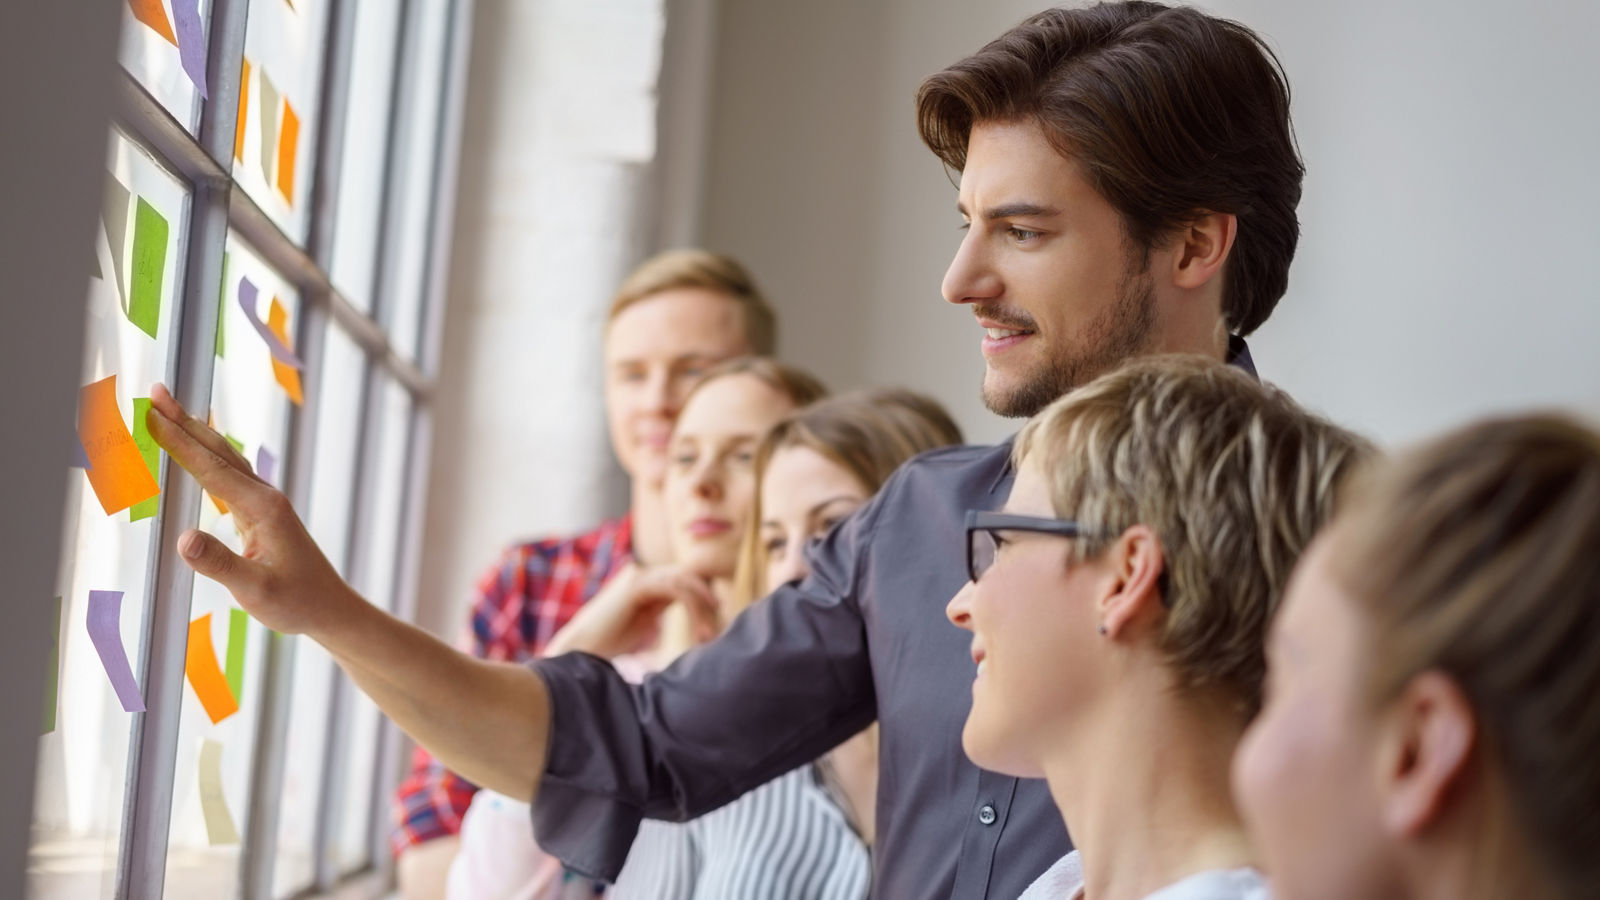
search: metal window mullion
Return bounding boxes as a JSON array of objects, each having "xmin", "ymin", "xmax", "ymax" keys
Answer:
[
  {"xmin": 239, "ymin": 0, "xmax": 359, "ymax": 890},
  {"xmin": 365, "ymin": 0, "xmax": 474, "ymax": 870},
  {"xmin": 118, "ymin": 0, "xmax": 252, "ymax": 894},
  {"xmin": 368, "ymin": 0, "xmax": 426, "ymax": 340}
]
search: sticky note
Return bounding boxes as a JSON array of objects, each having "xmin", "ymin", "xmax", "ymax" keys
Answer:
[
  {"xmin": 102, "ymin": 176, "xmax": 131, "ymax": 307},
  {"xmin": 128, "ymin": 198, "xmax": 167, "ymax": 340},
  {"xmin": 255, "ymin": 446, "xmax": 277, "ymax": 486},
  {"xmin": 86, "ymin": 590, "xmax": 145, "ymax": 712},
  {"xmin": 234, "ymin": 59, "xmax": 252, "ymax": 164},
  {"xmin": 198, "ymin": 740, "xmax": 241, "ymax": 845},
  {"xmin": 127, "ymin": 0, "xmax": 178, "ymax": 46},
  {"xmin": 276, "ymin": 99, "xmax": 300, "ymax": 205},
  {"xmin": 267, "ymin": 299, "xmax": 304, "ymax": 405},
  {"xmin": 78, "ymin": 375, "xmax": 161, "ymax": 515},
  {"xmin": 237, "ymin": 277, "xmax": 303, "ymax": 368},
  {"xmin": 130, "ymin": 398, "xmax": 161, "ymax": 522},
  {"xmin": 44, "ymin": 597, "xmax": 62, "ymax": 734},
  {"xmin": 215, "ymin": 252, "xmax": 230, "ymax": 358},
  {"xmin": 225, "ymin": 609, "xmax": 248, "ymax": 701},
  {"xmin": 258, "ymin": 69, "xmax": 281, "ymax": 183},
  {"xmin": 171, "ymin": 0, "xmax": 208, "ymax": 98},
  {"xmin": 185, "ymin": 613, "xmax": 240, "ymax": 724}
]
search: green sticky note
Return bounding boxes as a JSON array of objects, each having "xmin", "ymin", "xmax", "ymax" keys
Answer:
[
  {"xmin": 130, "ymin": 398, "xmax": 161, "ymax": 522},
  {"xmin": 215, "ymin": 252, "xmax": 229, "ymax": 358},
  {"xmin": 128, "ymin": 197, "xmax": 168, "ymax": 339},
  {"xmin": 43, "ymin": 596, "xmax": 61, "ymax": 734},
  {"xmin": 225, "ymin": 434, "xmax": 244, "ymax": 455},
  {"xmin": 225, "ymin": 608, "xmax": 248, "ymax": 701}
]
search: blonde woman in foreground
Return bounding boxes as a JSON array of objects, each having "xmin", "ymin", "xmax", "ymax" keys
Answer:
[
  {"xmin": 1236, "ymin": 414, "xmax": 1600, "ymax": 900},
  {"xmin": 947, "ymin": 357, "xmax": 1371, "ymax": 900}
]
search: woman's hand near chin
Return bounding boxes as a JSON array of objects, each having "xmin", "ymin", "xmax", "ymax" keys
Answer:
[{"xmin": 545, "ymin": 562, "xmax": 720, "ymax": 660}]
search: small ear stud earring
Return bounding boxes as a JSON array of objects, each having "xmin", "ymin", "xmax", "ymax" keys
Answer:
[{"xmin": 1097, "ymin": 624, "xmax": 1108, "ymax": 636}]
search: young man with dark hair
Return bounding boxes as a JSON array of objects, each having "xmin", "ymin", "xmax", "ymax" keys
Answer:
[{"xmin": 148, "ymin": 4, "xmax": 1307, "ymax": 897}]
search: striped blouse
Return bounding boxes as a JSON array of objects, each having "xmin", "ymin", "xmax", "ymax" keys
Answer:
[{"xmin": 609, "ymin": 764, "xmax": 871, "ymax": 900}]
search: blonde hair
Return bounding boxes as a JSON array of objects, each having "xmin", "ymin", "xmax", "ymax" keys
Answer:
[
  {"xmin": 678, "ymin": 357, "xmax": 828, "ymax": 416},
  {"xmin": 1329, "ymin": 414, "xmax": 1600, "ymax": 897},
  {"xmin": 1015, "ymin": 355, "xmax": 1372, "ymax": 716},
  {"xmin": 607, "ymin": 249, "xmax": 778, "ymax": 355},
  {"xmin": 732, "ymin": 389, "xmax": 965, "ymax": 611}
]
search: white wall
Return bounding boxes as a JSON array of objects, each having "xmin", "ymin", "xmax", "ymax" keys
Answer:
[{"xmin": 699, "ymin": 0, "xmax": 1600, "ymax": 446}]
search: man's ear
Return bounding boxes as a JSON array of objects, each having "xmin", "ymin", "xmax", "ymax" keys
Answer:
[
  {"xmin": 1170, "ymin": 211, "xmax": 1237, "ymax": 291},
  {"xmin": 1377, "ymin": 670, "xmax": 1478, "ymax": 838},
  {"xmin": 1099, "ymin": 525, "xmax": 1166, "ymax": 638}
]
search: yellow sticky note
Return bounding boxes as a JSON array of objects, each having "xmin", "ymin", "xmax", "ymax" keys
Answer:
[{"xmin": 198, "ymin": 740, "xmax": 240, "ymax": 845}]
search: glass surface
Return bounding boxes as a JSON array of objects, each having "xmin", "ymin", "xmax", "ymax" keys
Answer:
[
  {"xmin": 334, "ymin": 375, "xmax": 413, "ymax": 872},
  {"xmin": 119, "ymin": 0, "xmax": 213, "ymax": 133},
  {"xmin": 328, "ymin": 0, "xmax": 404, "ymax": 314},
  {"xmin": 235, "ymin": 0, "xmax": 331, "ymax": 243},
  {"xmin": 384, "ymin": 0, "xmax": 453, "ymax": 358},
  {"xmin": 272, "ymin": 325, "xmax": 367, "ymax": 897},
  {"xmin": 29, "ymin": 133, "xmax": 190, "ymax": 900},
  {"xmin": 160, "ymin": 235, "xmax": 299, "ymax": 898}
]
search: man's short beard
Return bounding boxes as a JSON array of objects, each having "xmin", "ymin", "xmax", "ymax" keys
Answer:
[{"xmin": 982, "ymin": 260, "xmax": 1158, "ymax": 419}]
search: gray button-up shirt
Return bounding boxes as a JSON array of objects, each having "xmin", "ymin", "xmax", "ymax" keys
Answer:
[{"xmin": 531, "ymin": 341, "xmax": 1256, "ymax": 899}]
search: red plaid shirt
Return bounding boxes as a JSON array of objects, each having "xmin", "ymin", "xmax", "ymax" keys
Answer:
[{"xmin": 390, "ymin": 515, "xmax": 634, "ymax": 853}]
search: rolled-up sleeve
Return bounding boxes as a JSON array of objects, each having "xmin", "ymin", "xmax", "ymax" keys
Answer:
[{"xmin": 529, "ymin": 493, "xmax": 881, "ymax": 882}]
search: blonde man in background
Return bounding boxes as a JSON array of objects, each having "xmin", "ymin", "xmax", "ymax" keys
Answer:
[{"xmin": 395, "ymin": 250, "xmax": 777, "ymax": 899}]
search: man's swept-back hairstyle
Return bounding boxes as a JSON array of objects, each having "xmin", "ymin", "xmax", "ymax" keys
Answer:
[
  {"xmin": 1016, "ymin": 356, "xmax": 1372, "ymax": 717},
  {"xmin": 917, "ymin": 2, "xmax": 1303, "ymax": 336}
]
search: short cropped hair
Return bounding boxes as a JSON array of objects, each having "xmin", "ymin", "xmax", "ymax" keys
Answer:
[
  {"xmin": 607, "ymin": 249, "xmax": 778, "ymax": 355},
  {"xmin": 1330, "ymin": 414, "xmax": 1600, "ymax": 895},
  {"xmin": 917, "ymin": 2, "xmax": 1304, "ymax": 336},
  {"xmin": 1015, "ymin": 356, "xmax": 1371, "ymax": 716}
]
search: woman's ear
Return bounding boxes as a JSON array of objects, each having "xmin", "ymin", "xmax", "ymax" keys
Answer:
[
  {"xmin": 1099, "ymin": 525, "xmax": 1167, "ymax": 638},
  {"xmin": 1376, "ymin": 670, "xmax": 1478, "ymax": 838}
]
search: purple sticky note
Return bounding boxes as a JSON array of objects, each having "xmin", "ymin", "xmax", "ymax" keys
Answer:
[
  {"xmin": 172, "ymin": 0, "xmax": 209, "ymax": 98},
  {"xmin": 71, "ymin": 437, "xmax": 91, "ymax": 469},
  {"xmin": 86, "ymin": 590, "xmax": 146, "ymax": 712},
  {"xmin": 237, "ymin": 277, "xmax": 303, "ymax": 369},
  {"xmin": 256, "ymin": 446, "xmax": 277, "ymax": 486}
]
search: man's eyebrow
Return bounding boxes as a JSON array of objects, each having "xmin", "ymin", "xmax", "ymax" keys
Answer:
[{"xmin": 955, "ymin": 201, "xmax": 1062, "ymax": 220}]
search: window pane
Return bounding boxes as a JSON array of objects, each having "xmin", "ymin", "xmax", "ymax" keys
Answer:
[
  {"xmin": 333, "ymin": 375, "xmax": 413, "ymax": 872},
  {"xmin": 160, "ymin": 236, "xmax": 300, "ymax": 898},
  {"xmin": 119, "ymin": 0, "xmax": 213, "ymax": 133},
  {"xmin": 30, "ymin": 133, "xmax": 190, "ymax": 900},
  {"xmin": 235, "ymin": 0, "xmax": 331, "ymax": 243},
  {"xmin": 328, "ymin": 0, "xmax": 404, "ymax": 314},
  {"xmin": 272, "ymin": 325, "xmax": 366, "ymax": 897},
  {"xmin": 385, "ymin": 0, "xmax": 453, "ymax": 359}
]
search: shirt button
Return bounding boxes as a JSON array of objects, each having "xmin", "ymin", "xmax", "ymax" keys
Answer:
[{"xmin": 977, "ymin": 804, "xmax": 997, "ymax": 826}]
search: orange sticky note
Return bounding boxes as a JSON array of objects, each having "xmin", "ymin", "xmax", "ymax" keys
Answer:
[
  {"xmin": 185, "ymin": 614, "xmax": 240, "ymax": 724},
  {"xmin": 78, "ymin": 376, "xmax": 161, "ymax": 516},
  {"xmin": 128, "ymin": 0, "xmax": 179, "ymax": 46},
  {"xmin": 276, "ymin": 100, "xmax": 300, "ymax": 205},
  {"xmin": 266, "ymin": 299, "xmax": 304, "ymax": 405},
  {"xmin": 234, "ymin": 59, "xmax": 252, "ymax": 164}
]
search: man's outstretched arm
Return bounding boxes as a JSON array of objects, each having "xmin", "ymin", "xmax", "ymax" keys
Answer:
[{"xmin": 147, "ymin": 383, "xmax": 552, "ymax": 801}]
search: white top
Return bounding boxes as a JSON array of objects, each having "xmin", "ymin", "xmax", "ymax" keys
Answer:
[{"xmin": 1017, "ymin": 851, "xmax": 1271, "ymax": 900}]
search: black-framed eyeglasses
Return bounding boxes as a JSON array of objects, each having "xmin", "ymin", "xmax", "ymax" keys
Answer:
[{"xmin": 964, "ymin": 510, "xmax": 1097, "ymax": 583}]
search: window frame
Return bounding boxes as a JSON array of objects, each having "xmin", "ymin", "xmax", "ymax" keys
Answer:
[{"xmin": 91, "ymin": 0, "xmax": 472, "ymax": 897}]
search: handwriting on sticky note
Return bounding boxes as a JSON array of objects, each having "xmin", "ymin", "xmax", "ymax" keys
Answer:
[
  {"xmin": 128, "ymin": 198, "xmax": 167, "ymax": 340},
  {"xmin": 185, "ymin": 614, "xmax": 240, "ymax": 724},
  {"xmin": 79, "ymin": 376, "xmax": 161, "ymax": 516},
  {"xmin": 86, "ymin": 590, "xmax": 145, "ymax": 712},
  {"xmin": 267, "ymin": 299, "xmax": 305, "ymax": 405},
  {"xmin": 198, "ymin": 740, "xmax": 241, "ymax": 845}
]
